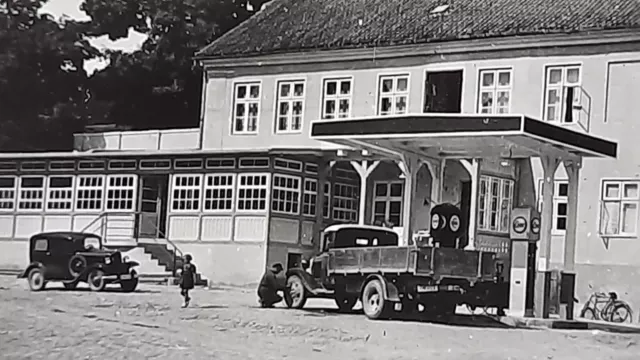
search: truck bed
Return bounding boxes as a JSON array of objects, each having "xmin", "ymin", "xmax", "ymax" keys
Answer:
[{"xmin": 327, "ymin": 246, "xmax": 496, "ymax": 282}]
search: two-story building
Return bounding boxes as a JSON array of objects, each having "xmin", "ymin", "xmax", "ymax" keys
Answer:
[{"xmin": 0, "ymin": 0, "xmax": 638, "ymax": 311}]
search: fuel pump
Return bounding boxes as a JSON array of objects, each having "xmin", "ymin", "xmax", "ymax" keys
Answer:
[
  {"xmin": 430, "ymin": 203, "xmax": 465, "ymax": 249},
  {"xmin": 508, "ymin": 207, "xmax": 541, "ymax": 317}
]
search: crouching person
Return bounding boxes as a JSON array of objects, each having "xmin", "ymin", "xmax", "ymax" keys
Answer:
[{"xmin": 257, "ymin": 263, "xmax": 284, "ymax": 308}]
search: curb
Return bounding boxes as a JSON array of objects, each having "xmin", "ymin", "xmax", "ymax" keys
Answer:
[{"xmin": 498, "ymin": 316, "xmax": 640, "ymax": 334}]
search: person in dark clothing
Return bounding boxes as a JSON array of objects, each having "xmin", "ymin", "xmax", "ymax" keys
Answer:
[
  {"xmin": 179, "ymin": 254, "xmax": 197, "ymax": 308},
  {"xmin": 257, "ymin": 263, "xmax": 284, "ymax": 308}
]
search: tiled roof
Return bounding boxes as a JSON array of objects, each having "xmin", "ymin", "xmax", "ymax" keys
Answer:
[{"xmin": 197, "ymin": 0, "xmax": 640, "ymax": 58}]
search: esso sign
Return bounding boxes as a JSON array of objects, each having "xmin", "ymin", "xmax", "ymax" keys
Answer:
[
  {"xmin": 431, "ymin": 214, "xmax": 441, "ymax": 230},
  {"xmin": 531, "ymin": 218, "xmax": 541, "ymax": 235},
  {"xmin": 449, "ymin": 214, "xmax": 460, "ymax": 232},
  {"xmin": 512, "ymin": 216, "xmax": 528, "ymax": 234}
]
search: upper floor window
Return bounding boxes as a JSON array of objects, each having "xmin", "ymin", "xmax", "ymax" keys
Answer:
[
  {"xmin": 232, "ymin": 83, "xmax": 261, "ymax": 134},
  {"xmin": 537, "ymin": 180, "xmax": 569, "ymax": 233},
  {"xmin": 543, "ymin": 65, "xmax": 581, "ymax": 124},
  {"xmin": 478, "ymin": 69, "xmax": 512, "ymax": 114},
  {"xmin": 600, "ymin": 180, "xmax": 639, "ymax": 237},
  {"xmin": 378, "ymin": 75, "xmax": 409, "ymax": 116},
  {"xmin": 276, "ymin": 80, "xmax": 305, "ymax": 133},
  {"xmin": 478, "ymin": 175, "xmax": 514, "ymax": 233},
  {"xmin": 322, "ymin": 78, "xmax": 352, "ymax": 119}
]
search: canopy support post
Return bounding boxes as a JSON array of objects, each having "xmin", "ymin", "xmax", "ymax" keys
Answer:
[
  {"xmin": 397, "ymin": 154, "xmax": 420, "ymax": 246},
  {"xmin": 563, "ymin": 158, "xmax": 582, "ymax": 272},
  {"xmin": 460, "ymin": 159, "xmax": 482, "ymax": 251},
  {"xmin": 534, "ymin": 154, "xmax": 560, "ymax": 318},
  {"xmin": 351, "ymin": 160, "xmax": 380, "ymax": 226}
]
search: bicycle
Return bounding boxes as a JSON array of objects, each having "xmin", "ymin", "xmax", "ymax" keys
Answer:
[{"xmin": 579, "ymin": 291, "xmax": 633, "ymax": 323}]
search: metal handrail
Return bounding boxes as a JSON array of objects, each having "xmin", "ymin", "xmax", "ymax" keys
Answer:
[{"xmin": 81, "ymin": 211, "xmax": 184, "ymax": 277}]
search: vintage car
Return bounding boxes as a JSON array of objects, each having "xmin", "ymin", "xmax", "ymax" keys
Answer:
[
  {"xmin": 18, "ymin": 232, "xmax": 140, "ymax": 292},
  {"xmin": 284, "ymin": 224, "xmax": 505, "ymax": 320}
]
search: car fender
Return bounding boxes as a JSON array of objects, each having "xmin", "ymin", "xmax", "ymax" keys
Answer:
[
  {"xmin": 18, "ymin": 262, "xmax": 44, "ymax": 279},
  {"xmin": 285, "ymin": 268, "xmax": 321, "ymax": 295},
  {"xmin": 362, "ymin": 274, "xmax": 401, "ymax": 302},
  {"xmin": 124, "ymin": 260, "xmax": 140, "ymax": 268}
]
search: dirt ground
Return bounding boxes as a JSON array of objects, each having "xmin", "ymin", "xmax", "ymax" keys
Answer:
[{"xmin": 0, "ymin": 276, "xmax": 638, "ymax": 360}]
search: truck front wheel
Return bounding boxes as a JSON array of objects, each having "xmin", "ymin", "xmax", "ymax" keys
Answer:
[
  {"xmin": 284, "ymin": 274, "xmax": 308, "ymax": 309},
  {"xmin": 362, "ymin": 279, "xmax": 389, "ymax": 320}
]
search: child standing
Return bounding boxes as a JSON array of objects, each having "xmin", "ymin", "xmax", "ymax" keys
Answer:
[{"xmin": 179, "ymin": 254, "xmax": 197, "ymax": 308}]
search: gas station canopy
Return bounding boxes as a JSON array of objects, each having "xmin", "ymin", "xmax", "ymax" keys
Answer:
[{"xmin": 311, "ymin": 114, "xmax": 617, "ymax": 160}]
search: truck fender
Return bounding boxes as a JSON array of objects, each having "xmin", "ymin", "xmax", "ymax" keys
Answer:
[
  {"xmin": 285, "ymin": 268, "xmax": 318, "ymax": 295},
  {"xmin": 363, "ymin": 274, "xmax": 401, "ymax": 302},
  {"xmin": 18, "ymin": 262, "xmax": 44, "ymax": 279}
]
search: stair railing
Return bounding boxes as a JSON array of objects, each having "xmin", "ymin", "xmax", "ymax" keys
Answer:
[
  {"xmin": 81, "ymin": 211, "xmax": 184, "ymax": 277},
  {"xmin": 135, "ymin": 212, "xmax": 184, "ymax": 277}
]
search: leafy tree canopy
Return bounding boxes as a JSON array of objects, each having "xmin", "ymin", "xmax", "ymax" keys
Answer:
[{"xmin": 0, "ymin": 0, "xmax": 268, "ymax": 151}]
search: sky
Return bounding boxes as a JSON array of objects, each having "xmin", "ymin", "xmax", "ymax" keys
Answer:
[{"xmin": 39, "ymin": 0, "xmax": 148, "ymax": 75}]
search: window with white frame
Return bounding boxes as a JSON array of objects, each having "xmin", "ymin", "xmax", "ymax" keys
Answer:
[
  {"xmin": 0, "ymin": 177, "xmax": 16, "ymax": 210},
  {"xmin": 378, "ymin": 75, "xmax": 409, "ymax": 115},
  {"xmin": 600, "ymin": 180, "xmax": 639, "ymax": 236},
  {"xmin": 232, "ymin": 82, "xmax": 261, "ymax": 134},
  {"xmin": 203, "ymin": 174, "xmax": 235, "ymax": 212},
  {"xmin": 478, "ymin": 176, "xmax": 514, "ymax": 233},
  {"xmin": 276, "ymin": 80, "xmax": 305, "ymax": 133},
  {"xmin": 322, "ymin": 78, "xmax": 352, "ymax": 119},
  {"xmin": 537, "ymin": 180, "xmax": 569, "ymax": 232},
  {"xmin": 46, "ymin": 176, "xmax": 74, "ymax": 211},
  {"xmin": 378, "ymin": 75, "xmax": 409, "ymax": 116},
  {"xmin": 333, "ymin": 183, "xmax": 358, "ymax": 222},
  {"xmin": 76, "ymin": 176, "xmax": 104, "ymax": 211},
  {"xmin": 272, "ymin": 174, "xmax": 301, "ymax": 215},
  {"xmin": 543, "ymin": 65, "xmax": 582, "ymax": 123},
  {"xmin": 478, "ymin": 69, "xmax": 512, "ymax": 114},
  {"xmin": 106, "ymin": 175, "xmax": 136, "ymax": 211},
  {"xmin": 323, "ymin": 182, "xmax": 331, "ymax": 219},
  {"xmin": 237, "ymin": 174, "xmax": 269, "ymax": 212},
  {"xmin": 171, "ymin": 175, "xmax": 201, "ymax": 212},
  {"xmin": 302, "ymin": 179, "xmax": 318, "ymax": 217},
  {"xmin": 18, "ymin": 176, "xmax": 45, "ymax": 211},
  {"xmin": 373, "ymin": 182, "xmax": 404, "ymax": 227}
]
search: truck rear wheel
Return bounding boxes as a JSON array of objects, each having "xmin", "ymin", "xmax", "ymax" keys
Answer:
[
  {"xmin": 362, "ymin": 279, "xmax": 389, "ymax": 320},
  {"xmin": 284, "ymin": 274, "xmax": 308, "ymax": 309}
]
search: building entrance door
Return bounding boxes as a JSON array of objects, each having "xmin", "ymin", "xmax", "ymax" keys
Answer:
[{"xmin": 138, "ymin": 175, "xmax": 169, "ymax": 239}]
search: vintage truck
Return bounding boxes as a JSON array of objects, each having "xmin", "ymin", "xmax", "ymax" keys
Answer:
[{"xmin": 284, "ymin": 223, "xmax": 507, "ymax": 320}]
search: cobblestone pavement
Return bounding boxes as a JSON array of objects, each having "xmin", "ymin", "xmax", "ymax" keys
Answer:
[{"xmin": 0, "ymin": 276, "xmax": 638, "ymax": 360}]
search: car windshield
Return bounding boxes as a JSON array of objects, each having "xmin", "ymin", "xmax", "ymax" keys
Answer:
[
  {"xmin": 331, "ymin": 229, "xmax": 399, "ymax": 249},
  {"xmin": 84, "ymin": 237, "xmax": 101, "ymax": 250}
]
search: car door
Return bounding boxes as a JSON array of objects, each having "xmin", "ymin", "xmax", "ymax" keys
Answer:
[{"xmin": 47, "ymin": 237, "xmax": 74, "ymax": 279}]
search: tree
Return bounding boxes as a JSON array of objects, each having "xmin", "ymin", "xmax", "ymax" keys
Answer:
[
  {"xmin": 80, "ymin": 0, "xmax": 270, "ymax": 130},
  {"xmin": 0, "ymin": 0, "xmax": 100, "ymax": 151}
]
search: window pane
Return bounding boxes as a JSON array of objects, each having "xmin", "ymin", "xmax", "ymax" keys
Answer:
[
  {"xmin": 294, "ymin": 83, "xmax": 304, "ymax": 96},
  {"xmin": 280, "ymin": 83, "xmax": 291, "ymax": 97},
  {"xmin": 340, "ymin": 81, "xmax": 351, "ymax": 95},
  {"xmin": 605, "ymin": 183, "xmax": 620, "ymax": 198},
  {"xmin": 237, "ymin": 85, "xmax": 247, "ymax": 99},
  {"xmin": 547, "ymin": 89, "xmax": 560, "ymax": 105},
  {"xmin": 556, "ymin": 217, "xmax": 567, "ymax": 230},
  {"xmin": 498, "ymin": 71, "xmax": 511, "ymax": 86},
  {"xmin": 381, "ymin": 79, "xmax": 393, "ymax": 93},
  {"xmin": 397, "ymin": 78, "xmax": 408, "ymax": 92},
  {"xmin": 395, "ymin": 96, "xmax": 407, "ymax": 113},
  {"xmin": 624, "ymin": 183, "xmax": 638, "ymax": 199},
  {"xmin": 249, "ymin": 85, "xmax": 260, "ymax": 98},
  {"xmin": 389, "ymin": 183, "xmax": 403, "ymax": 197},
  {"xmin": 558, "ymin": 183, "xmax": 568, "ymax": 197},
  {"xmin": 622, "ymin": 203, "xmax": 637, "ymax": 234},
  {"xmin": 374, "ymin": 201, "xmax": 386, "ymax": 214},
  {"xmin": 557, "ymin": 203, "xmax": 568, "ymax": 216},
  {"xmin": 389, "ymin": 201, "xmax": 402, "ymax": 214},
  {"xmin": 326, "ymin": 81, "xmax": 337, "ymax": 95},
  {"xmin": 567, "ymin": 68, "xmax": 580, "ymax": 84},
  {"xmin": 602, "ymin": 201, "xmax": 620, "ymax": 235},
  {"xmin": 481, "ymin": 72, "xmax": 495, "ymax": 87},
  {"xmin": 548, "ymin": 69, "xmax": 562, "ymax": 84},
  {"xmin": 481, "ymin": 92, "xmax": 493, "ymax": 107},
  {"xmin": 375, "ymin": 183, "xmax": 387, "ymax": 197}
]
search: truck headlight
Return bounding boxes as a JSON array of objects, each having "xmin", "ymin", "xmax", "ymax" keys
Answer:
[{"xmin": 105, "ymin": 257, "xmax": 111, "ymax": 265}]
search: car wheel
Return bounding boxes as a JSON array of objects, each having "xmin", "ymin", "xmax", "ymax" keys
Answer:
[
  {"xmin": 27, "ymin": 268, "xmax": 46, "ymax": 292},
  {"xmin": 69, "ymin": 254, "xmax": 87, "ymax": 278},
  {"xmin": 120, "ymin": 271, "xmax": 138, "ymax": 293},
  {"xmin": 284, "ymin": 274, "xmax": 308, "ymax": 309},
  {"xmin": 63, "ymin": 282, "xmax": 77, "ymax": 290},
  {"xmin": 87, "ymin": 269, "xmax": 106, "ymax": 292},
  {"xmin": 361, "ymin": 279, "xmax": 389, "ymax": 320}
]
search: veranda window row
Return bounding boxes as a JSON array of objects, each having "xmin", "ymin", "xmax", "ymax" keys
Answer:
[
  {"xmin": 171, "ymin": 173, "xmax": 359, "ymax": 221},
  {"xmin": 0, "ymin": 175, "xmax": 137, "ymax": 213}
]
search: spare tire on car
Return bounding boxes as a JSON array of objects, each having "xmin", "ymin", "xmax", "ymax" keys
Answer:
[{"xmin": 68, "ymin": 254, "xmax": 88, "ymax": 277}]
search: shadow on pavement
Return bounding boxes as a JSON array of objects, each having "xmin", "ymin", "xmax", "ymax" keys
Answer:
[
  {"xmin": 197, "ymin": 304, "xmax": 229, "ymax": 309},
  {"xmin": 42, "ymin": 287, "xmax": 160, "ymax": 294}
]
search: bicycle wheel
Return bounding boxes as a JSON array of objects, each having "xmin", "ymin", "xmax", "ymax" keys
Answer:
[
  {"xmin": 580, "ymin": 307, "xmax": 597, "ymax": 320},
  {"xmin": 609, "ymin": 302, "xmax": 633, "ymax": 323}
]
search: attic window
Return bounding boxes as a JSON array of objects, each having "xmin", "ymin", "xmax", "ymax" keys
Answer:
[{"xmin": 430, "ymin": 4, "xmax": 450, "ymax": 14}]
